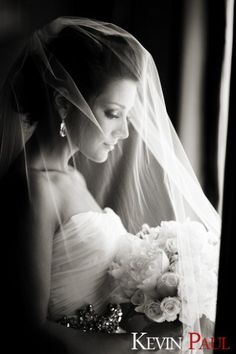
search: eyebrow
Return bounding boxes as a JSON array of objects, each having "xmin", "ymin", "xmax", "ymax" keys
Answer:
[{"xmin": 105, "ymin": 102, "xmax": 126, "ymax": 109}]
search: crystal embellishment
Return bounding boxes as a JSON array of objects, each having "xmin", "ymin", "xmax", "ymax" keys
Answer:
[{"xmin": 57, "ymin": 303, "xmax": 123, "ymax": 333}]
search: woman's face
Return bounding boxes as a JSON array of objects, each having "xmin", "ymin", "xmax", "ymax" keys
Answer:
[{"xmin": 69, "ymin": 79, "xmax": 137, "ymax": 162}]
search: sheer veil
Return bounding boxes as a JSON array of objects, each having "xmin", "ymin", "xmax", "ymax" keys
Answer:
[{"xmin": 0, "ymin": 17, "xmax": 221, "ymax": 353}]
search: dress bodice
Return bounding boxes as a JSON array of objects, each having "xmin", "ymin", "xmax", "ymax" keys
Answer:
[{"xmin": 48, "ymin": 208, "xmax": 127, "ymax": 321}]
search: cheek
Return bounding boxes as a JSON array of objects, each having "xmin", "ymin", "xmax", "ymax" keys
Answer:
[
  {"xmin": 80, "ymin": 120, "xmax": 104, "ymax": 151},
  {"xmin": 91, "ymin": 107, "xmax": 113, "ymax": 135},
  {"xmin": 68, "ymin": 110, "xmax": 108, "ymax": 158},
  {"xmin": 73, "ymin": 110, "xmax": 115, "ymax": 162},
  {"xmin": 80, "ymin": 125, "xmax": 110, "ymax": 162},
  {"xmin": 100, "ymin": 119, "xmax": 115, "ymax": 135}
]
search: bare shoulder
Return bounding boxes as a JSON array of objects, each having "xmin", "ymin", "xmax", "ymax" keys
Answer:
[
  {"xmin": 27, "ymin": 167, "xmax": 87, "ymax": 224},
  {"xmin": 27, "ymin": 166, "xmax": 94, "ymax": 226},
  {"xmin": 28, "ymin": 169, "xmax": 59, "ymax": 201},
  {"xmin": 27, "ymin": 170, "xmax": 62, "ymax": 232}
]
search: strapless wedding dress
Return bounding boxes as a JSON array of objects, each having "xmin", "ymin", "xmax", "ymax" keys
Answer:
[{"xmin": 48, "ymin": 207, "xmax": 127, "ymax": 321}]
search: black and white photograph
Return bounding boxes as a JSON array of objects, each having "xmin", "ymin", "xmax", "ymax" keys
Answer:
[{"xmin": 0, "ymin": 1, "xmax": 235, "ymax": 353}]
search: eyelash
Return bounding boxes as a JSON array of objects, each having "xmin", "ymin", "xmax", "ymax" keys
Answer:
[
  {"xmin": 105, "ymin": 110, "xmax": 120, "ymax": 119},
  {"xmin": 105, "ymin": 111, "xmax": 131, "ymax": 123}
]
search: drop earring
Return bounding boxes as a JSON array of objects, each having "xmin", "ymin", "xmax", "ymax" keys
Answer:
[
  {"xmin": 60, "ymin": 119, "xmax": 67, "ymax": 137},
  {"xmin": 59, "ymin": 109, "xmax": 67, "ymax": 137}
]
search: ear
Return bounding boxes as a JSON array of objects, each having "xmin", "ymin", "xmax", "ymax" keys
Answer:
[{"xmin": 53, "ymin": 88, "xmax": 70, "ymax": 118}]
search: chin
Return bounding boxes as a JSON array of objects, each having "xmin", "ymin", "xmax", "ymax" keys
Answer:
[
  {"xmin": 87, "ymin": 152, "xmax": 109, "ymax": 163},
  {"xmin": 81, "ymin": 145, "xmax": 110, "ymax": 163},
  {"xmin": 95, "ymin": 154, "xmax": 109, "ymax": 163}
]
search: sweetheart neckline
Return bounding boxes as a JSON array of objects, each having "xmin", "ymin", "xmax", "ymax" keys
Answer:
[
  {"xmin": 70, "ymin": 207, "xmax": 112, "ymax": 219},
  {"xmin": 57, "ymin": 207, "xmax": 115, "ymax": 232}
]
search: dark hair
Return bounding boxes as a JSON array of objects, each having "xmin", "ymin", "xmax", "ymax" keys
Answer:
[
  {"xmin": 12, "ymin": 26, "xmax": 142, "ymax": 122},
  {"xmin": 48, "ymin": 27, "xmax": 141, "ymax": 98}
]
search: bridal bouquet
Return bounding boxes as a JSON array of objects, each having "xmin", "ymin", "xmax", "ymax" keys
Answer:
[{"xmin": 108, "ymin": 220, "xmax": 219, "ymax": 328}]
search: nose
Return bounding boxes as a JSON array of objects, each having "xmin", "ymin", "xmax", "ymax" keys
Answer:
[{"xmin": 116, "ymin": 117, "xmax": 129, "ymax": 140}]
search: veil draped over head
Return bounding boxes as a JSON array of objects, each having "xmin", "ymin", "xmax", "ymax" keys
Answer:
[{"xmin": 0, "ymin": 17, "xmax": 221, "ymax": 353}]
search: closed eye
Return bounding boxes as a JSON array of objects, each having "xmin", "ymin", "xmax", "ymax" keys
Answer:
[
  {"xmin": 104, "ymin": 110, "xmax": 121, "ymax": 119},
  {"xmin": 104, "ymin": 109, "xmax": 132, "ymax": 126}
]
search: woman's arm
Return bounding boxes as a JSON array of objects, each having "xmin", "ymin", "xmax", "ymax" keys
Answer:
[
  {"xmin": 0, "ymin": 0, "xmax": 73, "ymax": 91},
  {"xmin": 13, "ymin": 173, "xmax": 182, "ymax": 354},
  {"xmin": 12, "ymin": 173, "xmax": 133, "ymax": 354}
]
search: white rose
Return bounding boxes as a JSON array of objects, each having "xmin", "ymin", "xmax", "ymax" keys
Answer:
[
  {"xmin": 130, "ymin": 256, "xmax": 150, "ymax": 272},
  {"xmin": 170, "ymin": 254, "xmax": 179, "ymax": 263},
  {"xmin": 129, "ymin": 256, "xmax": 151, "ymax": 283},
  {"xmin": 130, "ymin": 249, "xmax": 169, "ymax": 285},
  {"xmin": 156, "ymin": 272, "xmax": 179, "ymax": 298},
  {"xmin": 120, "ymin": 274, "xmax": 138, "ymax": 293},
  {"xmin": 145, "ymin": 243, "xmax": 162, "ymax": 258},
  {"xmin": 143, "ymin": 300, "xmax": 165, "ymax": 322},
  {"xmin": 131, "ymin": 289, "xmax": 146, "ymax": 306},
  {"xmin": 165, "ymin": 237, "xmax": 178, "ymax": 253},
  {"xmin": 169, "ymin": 260, "xmax": 180, "ymax": 273},
  {"xmin": 160, "ymin": 297, "xmax": 181, "ymax": 322},
  {"xmin": 139, "ymin": 251, "xmax": 169, "ymax": 293}
]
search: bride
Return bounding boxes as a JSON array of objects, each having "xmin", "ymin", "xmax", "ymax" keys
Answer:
[{"xmin": 0, "ymin": 8, "xmax": 220, "ymax": 354}]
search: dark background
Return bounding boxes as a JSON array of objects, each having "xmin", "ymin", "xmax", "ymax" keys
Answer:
[{"xmin": 0, "ymin": 0, "xmax": 235, "ymax": 352}]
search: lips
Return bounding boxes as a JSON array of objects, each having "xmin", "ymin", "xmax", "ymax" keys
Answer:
[
  {"xmin": 104, "ymin": 142, "xmax": 116, "ymax": 150},
  {"xmin": 105, "ymin": 141, "xmax": 118, "ymax": 145}
]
